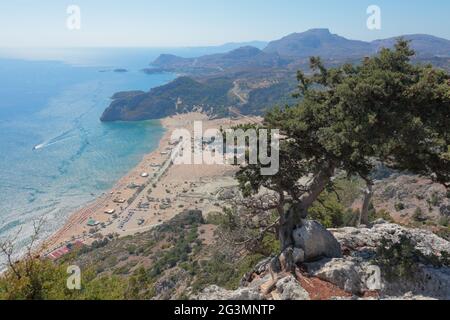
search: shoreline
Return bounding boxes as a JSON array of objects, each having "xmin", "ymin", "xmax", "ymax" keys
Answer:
[{"xmin": 43, "ymin": 112, "xmax": 261, "ymax": 259}]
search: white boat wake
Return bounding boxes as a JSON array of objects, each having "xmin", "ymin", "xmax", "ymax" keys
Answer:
[{"xmin": 33, "ymin": 130, "xmax": 77, "ymax": 151}]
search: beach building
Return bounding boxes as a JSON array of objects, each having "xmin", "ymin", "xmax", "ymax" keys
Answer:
[{"xmin": 87, "ymin": 218, "xmax": 100, "ymax": 227}]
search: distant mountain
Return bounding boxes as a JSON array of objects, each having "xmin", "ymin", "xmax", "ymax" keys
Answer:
[
  {"xmin": 148, "ymin": 41, "xmax": 269, "ymax": 69},
  {"xmin": 264, "ymin": 29, "xmax": 450, "ymax": 60},
  {"xmin": 371, "ymin": 34, "xmax": 450, "ymax": 58},
  {"xmin": 192, "ymin": 41, "xmax": 268, "ymax": 53},
  {"xmin": 264, "ymin": 28, "xmax": 372, "ymax": 59},
  {"xmin": 152, "ymin": 29, "xmax": 450, "ymax": 73},
  {"xmin": 102, "ymin": 29, "xmax": 450, "ymax": 122},
  {"xmin": 101, "ymin": 77, "xmax": 234, "ymax": 121},
  {"xmin": 101, "ymin": 74, "xmax": 296, "ymax": 122},
  {"xmin": 151, "ymin": 54, "xmax": 189, "ymax": 69},
  {"xmin": 152, "ymin": 46, "xmax": 288, "ymax": 74}
]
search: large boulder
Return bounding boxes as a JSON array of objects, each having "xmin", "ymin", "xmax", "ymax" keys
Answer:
[{"xmin": 293, "ymin": 220, "xmax": 343, "ymax": 262}]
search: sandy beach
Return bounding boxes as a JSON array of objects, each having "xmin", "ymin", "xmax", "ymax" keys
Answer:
[{"xmin": 44, "ymin": 112, "xmax": 261, "ymax": 258}]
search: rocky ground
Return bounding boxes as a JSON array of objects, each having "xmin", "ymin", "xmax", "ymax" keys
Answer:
[
  {"xmin": 193, "ymin": 220, "xmax": 450, "ymax": 300},
  {"xmin": 372, "ymin": 174, "xmax": 450, "ymax": 225}
]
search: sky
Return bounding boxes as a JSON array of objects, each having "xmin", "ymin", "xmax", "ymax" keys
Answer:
[{"xmin": 0, "ymin": 0, "xmax": 449, "ymax": 47}]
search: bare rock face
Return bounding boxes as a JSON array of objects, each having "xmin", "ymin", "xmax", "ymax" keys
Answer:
[
  {"xmin": 275, "ymin": 275, "xmax": 310, "ymax": 300},
  {"xmin": 331, "ymin": 222, "xmax": 450, "ymax": 257},
  {"xmin": 304, "ymin": 257, "xmax": 450, "ymax": 299},
  {"xmin": 293, "ymin": 220, "xmax": 343, "ymax": 262},
  {"xmin": 193, "ymin": 222, "xmax": 449, "ymax": 300},
  {"xmin": 194, "ymin": 275, "xmax": 310, "ymax": 301},
  {"xmin": 383, "ymin": 266, "xmax": 450, "ymax": 298},
  {"xmin": 304, "ymin": 258, "xmax": 371, "ymax": 294},
  {"xmin": 323, "ymin": 222, "xmax": 450, "ymax": 299},
  {"xmin": 372, "ymin": 174, "xmax": 450, "ymax": 223},
  {"xmin": 440, "ymin": 205, "xmax": 450, "ymax": 216},
  {"xmin": 292, "ymin": 248, "xmax": 305, "ymax": 264},
  {"xmin": 195, "ymin": 285, "xmax": 264, "ymax": 301}
]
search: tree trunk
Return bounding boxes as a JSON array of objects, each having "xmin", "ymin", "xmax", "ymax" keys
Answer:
[
  {"xmin": 276, "ymin": 162, "xmax": 335, "ymax": 273},
  {"xmin": 279, "ymin": 209, "xmax": 295, "ymax": 250},
  {"xmin": 359, "ymin": 182, "xmax": 373, "ymax": 226},
  {"xmin": 297, "ymin": 162, "xmax": 336, "ymax": 218}
]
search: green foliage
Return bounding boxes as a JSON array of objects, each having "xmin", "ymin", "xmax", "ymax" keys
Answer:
[
  {"xmin": 0, "ymin": 259, "xmax": 69, "ymax": 300},
  {"xmin": 309, "ymin": 195, "xmax": 347, "ymax": 228},
  {"xmin": 428, "ymin": 192, "xmax": 442, "ymax": 207},
  {"xmin": 413, "ymin": 207, "xmax": 426, "ymax": 222},
  {"xmin": 369, "ymin": 209, "xmax": 394, "ymax": 223},
  {"xmin": 81, "ymin": 272, "xmax": 127, "ymax": 300},
  {"xmin": 395, "ymin": 203, "xmax": 406, "ymax": 211},
  {"xmin": 191, "ymin": 253, "xmax": 265, "ymax": 292},
  {"xmin": 0, "ymin": 259, "xmax": 127, "ymax": 300},
  {"xmin": 102, "ymin": 76, "xmax": 234, "ymax": 121},
  {"xmin": 1, "ymin": 210, "xmax": 239, "ymax": 300},
  {"xmin": 206, "ymin": 211, "xmax": 229, "ymax": 226},
  {"xmin": 310, "ymin": 188, "xmax": 394, "ymax": 228},
  {"xmin": 237, "ymin": 40, "xmax": 450, "ymax": 253},
  {"xmin": 269, "ymin": 40, "xmax": 450, "ymax": 186},
  {"xmin": 374, "ymin": 235, "xmax": 422, "ymax": 281},
  {"xmin": 125, "ymin": 267, "xmax": 156, "ymax": 300},
  {"xmin": 260, "ymin": 233, "xmax": 280, "ymax": 256},
  {"xmin": 309, "ymin": 176, "xmax": 369, "ymax": 228},
  {"xmin": 242, "ymin": 81, "xmax": 297, "ymax": 115},
  {"xmin": 333, "ymin": 177, "xmax": 366, "ymax": 207},
  {"xmin": 149, "ymin": 237, "xmax": 192, "ymax": 278},
  {"xmin": 439, "ymin": 216, "xmax": 449, "ymax": 227},
  {"xmin": 374, "ymin": 234, "xmax": 449, "ymax": 282},
  {"xmin": 126, "ymin": 244, "xmax": 137, "ymax": 255}
]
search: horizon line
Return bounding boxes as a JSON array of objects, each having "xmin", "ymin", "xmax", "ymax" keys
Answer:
[{"xmin": 1, "ymin": 28, "xmax": 449, "ymax": 50}]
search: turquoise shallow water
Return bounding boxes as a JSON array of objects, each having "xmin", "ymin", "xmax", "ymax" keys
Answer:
[{"xmin": 0, "ymin": 53, "xmax": 176, "ymax": 248}]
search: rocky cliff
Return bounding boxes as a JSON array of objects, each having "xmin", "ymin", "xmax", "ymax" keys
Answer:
[{"xmin": 193, "ymin": 221, "xmax": 450, "ymax": 300}]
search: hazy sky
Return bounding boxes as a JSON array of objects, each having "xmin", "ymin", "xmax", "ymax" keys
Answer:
[{"xmin": 1, "ymin": 0, "xmax": 449, "ymax": 47}]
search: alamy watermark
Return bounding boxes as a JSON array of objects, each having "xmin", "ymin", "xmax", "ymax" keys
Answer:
[
  {"xmin": 67, "ymin": 265, "xmax": 81, "ymax": 290},
  {"xmin": 366, "ymin": 265, "xmax": 382, "ymax": 291},
  {"xmin": 170, "ymin": 121, "xmax": 280, "ymax": 176},
  {"xmin": 67, "ymin": 5, "xmax": 81, "ymax": 30},
  {"xmin": 367, "ymin": 5, "xmax": 381, "ymax": 30}
]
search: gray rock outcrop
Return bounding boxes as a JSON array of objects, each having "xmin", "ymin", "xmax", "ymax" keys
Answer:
[
  {"xmin": 293, "ymin": 220, "xmax": 343, "ymax": 262},
  {"xmin": 193, "ymin": 222, "xmax": 450, "ymax": 300},
  {"xmin": 195, "ymin": 285, "xmax": 264, "ymax": 301},
  {"xmin": 275, "ymin": 275, "xmax": 310, "ymax": 300}
]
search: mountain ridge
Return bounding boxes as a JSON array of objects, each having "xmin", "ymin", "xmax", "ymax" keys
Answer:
[
  {"xmin": 152, "ymin": 28, "xmax": 450, "ymax": 70},
  {"xmin": 101, "ymin": 29, "xmax": 450, "ymax": 122},
  {"xmin": 263, "ymin": 28, "xmax": 372, "ymax": 59}
]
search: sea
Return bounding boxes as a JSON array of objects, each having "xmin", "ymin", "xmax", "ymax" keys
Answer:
[{"xmin": 0, "ymin": 47, "xmax": 211, "ymax": 253}]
